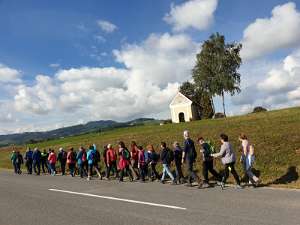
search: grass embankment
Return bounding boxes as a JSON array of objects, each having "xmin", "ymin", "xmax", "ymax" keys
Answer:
[{"xmin": 1, "ymin": 107, "xmax": 300, "ymax": 188}]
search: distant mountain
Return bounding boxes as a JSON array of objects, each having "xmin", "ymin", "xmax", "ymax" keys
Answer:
[{"xmin": 0, "ymin": 118, "xmax": 160, "ymax": 147}]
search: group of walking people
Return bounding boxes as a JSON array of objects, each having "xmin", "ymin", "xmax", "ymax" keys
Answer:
[{"xmin": 10, "ymin": 130, "xmax": 260, "ymax": 189}]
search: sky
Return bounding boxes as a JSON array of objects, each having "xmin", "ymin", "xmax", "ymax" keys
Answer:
[{"xmin": 0, "ymin": 0, "xmax": 300, "ymax": 134}]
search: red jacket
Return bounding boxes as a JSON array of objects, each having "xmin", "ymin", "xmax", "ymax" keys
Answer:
[
  {"xmin": 106, "ymin": 148, "xmax": 117, "ymax": 165},
  {"xmin": 48, "ymin": 152, "xmax": 57, "ymax": 164},
  {"xmin": 131, "ymin": 146, "xmax": 138, "ymax": 161},
  {"xmin": 118, "ymin": 148, "xmax": 129, "ymax": 170}
]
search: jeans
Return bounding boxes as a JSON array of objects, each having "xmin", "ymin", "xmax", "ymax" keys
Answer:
[
  {"xmin": 78, "ymin": 163, "xmax": 87, "ymax": 178},
  {"xmin": 41, "ymin": 159, "xmax": 47, "ymax": 173},
  {"xmin": 120, "ymin": 165, "xmax": 133, "ymax": 181},
  {"xmin": 60, "ymin": 162, "xmax": 66, "ymax": 175},
  {"xmin": 202, "ymin": 160, "xmax": 221, "ymax": 183},
  {"xmin": 12, "ymin": 162, "xmax": 18, "ymax": 174},
  {"xmin": 175, "ymin": 162, "xmax": 184, "ymax": 182},
  {"xmin": 33, "ymin": 161, "xmax": 40, "ymax": 175},
  {"xmin": 148, "ymin": 163, "xmax": 160, "ymax": 180},
  {"xmin": 139, "ymin": 164, "xmax": 147, "ymax": 181},
  {"xmin": 161, "ymin": 164, "xmax": 174, "ymax": 181},
  {"xmin": 50, "ymin": 163, "xmax": 56, "ymax": 175},
  {"xmin": 186, "ymin": 161, "xmax": 199, "ymax": 184},
  {"xmin": 26, "ymin": 159, "xmax": 33, "ymax": 174},
  {"xmin": 106, "ymin": 161, "xmax": 118, "ymax": 179},
  {"xmin": 222, "ymin": 162, "xmax": 240, "ymax": 185},
  {"xmin": 68, "ymin": 163, "xmax": 75, "ymax": 177}
]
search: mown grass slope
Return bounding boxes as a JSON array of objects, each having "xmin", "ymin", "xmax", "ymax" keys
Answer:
[{"xmin": 1, "ymin": 107, "xmax": 300, "ymax": 188}]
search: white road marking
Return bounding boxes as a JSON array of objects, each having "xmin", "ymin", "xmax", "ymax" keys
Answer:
[{"xmin": 49, "ymin": 188, "xmax": 187, "ymax": 210}]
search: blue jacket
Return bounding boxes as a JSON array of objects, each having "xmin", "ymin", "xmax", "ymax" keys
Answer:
[
  {"xmin": 25, "ymin": 150, "xmax": 33, "ymax": 161},
  {"xmin": 76, "ymin": 150, "xmax": 83, "ymax": 165},
  {"xmin": 32, "ymin": 150, "xmax": 41, "ymax": 162},
  {"xmin": 87, "ymin": 149, "xmax": 95, "ymax": 165}
]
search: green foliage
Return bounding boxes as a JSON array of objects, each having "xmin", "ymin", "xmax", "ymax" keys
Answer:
[
  {"xmin": 192, "ymin": 32, "xmax": 242, "ymax": 116},
  {"xmin": 179, "ymin": 81, "xmax": 214, "ymax": 119}
]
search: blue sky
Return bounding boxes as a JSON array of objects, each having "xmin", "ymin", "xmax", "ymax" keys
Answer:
[{"xmin": 0, "ymin": 0, "xmax": 300, "ymax": 134}]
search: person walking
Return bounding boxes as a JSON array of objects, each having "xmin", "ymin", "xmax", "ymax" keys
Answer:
[
  {"xmin": 57, "ymin": 148, "xmax": 67, "ymax": 175},
  {"xmin": 48, "ymin": 149, "xmax": 57, "ymax": 176},
  {"xmin": 130, "ymin": 141, "xmax": 140, "ymax": 180},
  {"xmin": 173, "ymin": 142, "xmax": 184, "ymax": 184},
  {"xmin": 76, "ymin": 147, "xmax": 86, "ymax": 178},
  {"xmin": 106, "ymin": 144, "xmax": 118, "ymax": 180},
  {"xmin": 87, "ymin": 144, "xmax": 102, "ymax": 181},
  {"xmin": 198, "ymin": 137, "xmax": 221, "ymax": 188},
  {"xmin": 146, "ymin": 145, "xmax": 160, "ymax": 181},
  {"xmin": 102, "ymin": 145, "xmax": 108, "ymax": 177},
  {"xmin": 41, "ymin": 149, "xmax": 49, "ymax": 174},
  {"xmin": 118, "ymin": 141, "xmax": 133, "ymax": 182},
  {"xmin": 239, "ymin": 134, "xmax": 260, "ymax": 186},
  {"xmin": 32, "ymin": 148, "xmax": 41, "ymax": 175},
  {"xmin": 211, "ymin": 134, "xmax": 242, "ymax": 189},
  {"xmin": 24, "ymin": 148, "xmax": 33, "ymax": 174},
  {"xmin": 67, "ymin": 147, "xmax": 76, "ymax": 177},
  {"xmin": 15, "ymin": 151, "xmax": 24, "ymax": 174},
  {"xmin": 137, "ymin": 146, "xmax": 147, "ymax": 182},
  {"xmin": 181, "ymin": 130, "xmax": 200, "ymax": 187},
  {"xmin": 10, "ymin": 150, "xmax": 17, "ymax": 174},
  {"xmin": 160, "ymin": 142, "xmax": 176, "ymax": 185}
]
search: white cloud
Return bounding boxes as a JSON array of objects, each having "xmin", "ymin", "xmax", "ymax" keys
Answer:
[
  {"xmin": 97, "ymin": 20, "xmax": 117, "ymax": 33},
  {"xmin": 232, "ymin": 48, "xmax": 300, "ymax": 111},
  {"xmin": 0, "ymin": 64, "xmax": 22, "ymax": 83},
  {"xmin": 14, "ymin": 75, "xmax": 58, "ymax": 115},
  {"xmin": 94, "ymin": 35, "xmax": 106, "ymax": 43},
  {"xmin": 241, "ymin": 2, "xmax": 300, "ymax": 60},
  {"xmin": 11, "ymin": 33, "xmax": 199, "ymax": 126},
  {"xmin": 164, "ymin": 0, "xmax": 218, "ymax": 31}
]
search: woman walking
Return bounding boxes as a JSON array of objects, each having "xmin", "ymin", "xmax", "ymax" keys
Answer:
[
  {"xmin": 211, "ymin": 134, "xmax": 242, "ymax": 189},
  {"xmin": 48, "ymin": 149, "xmax": 57, "ymax": 176},
  {"xmin": 239, "ymin": 134, "xmax": 260, "ymax": 186},
  {"xmin": 118, "ymin": 141, "xmax": 133, "ymax": 182}
]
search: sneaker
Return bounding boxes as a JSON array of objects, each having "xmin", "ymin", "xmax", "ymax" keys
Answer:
[
  {"xmin": 185, "ymin": 183, "xmax": 193, "ymax": 187},
  {"xmin": 160, "ymin": 180, "xmax": 165, "ymax": 184},
  {"xmin": 201, "ymin": 183, "xmax": 209, "ymax": 188},
  {"xmin": 87, "ymin": 177, "xmax": 91, "ymax": 181},
  {"xmin": 171, "ymin": 181, "xmax": 177, "ymax": 185},
  {"xmin": 235, "ymin": 184, "xmax": 243, "ymax": 189}
]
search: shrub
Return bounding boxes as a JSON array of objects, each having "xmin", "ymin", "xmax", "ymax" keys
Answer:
[
  {"xmin": 214, "ymin": 112, "xmax": 225, "ymax": 119},
  {"xmin": 253, "ymin": 106, "xmax": 267, "ymax": 113}
]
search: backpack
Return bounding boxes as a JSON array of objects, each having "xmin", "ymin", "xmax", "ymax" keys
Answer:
[
  {"xmin": 94, "ymin": 150, "xmax": 101, "ymax": 163},
  {"xmin": 62, "ymin": 151, "xmax": 67, "ymax": 160},
  {"xmin": 123, "ymin": 148, "xmax": 131, "ymax": 160},
  {"xmin": 151, "ymin": 152, "xmax": 160, "ymax": 162},
  {"xmin": 82, "ymin": 152, "xmax": 87, "ymax": 162},
  {"xmin": 206, "ymin": 140, "xmax": 216, "ymax": 154},
  {"xmin": 166, "ymin": 149, "xmax": 174, "ymax": 163}
]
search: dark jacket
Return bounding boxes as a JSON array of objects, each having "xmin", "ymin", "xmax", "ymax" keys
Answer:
[
  {"xmin": 174, "ymin": 146, "xmax": 183, "ymax": 165},
  {"xmin": 201, "ymin": 143, "xmax": 213, "ymax": 161},
  {"xmin": 161, "ymin": 147, "xmax": 173, "ymax": 165},
  {"xmin": 32, "ymin": 150, "xmax": 41, "ymax": 162},
  {"xmin": 57, "ymin": 151, "xmax": 67, "ymax": 163},
  {"xmin": 183, "ymin": 138, "xmax": 197, "ymax": 162}
]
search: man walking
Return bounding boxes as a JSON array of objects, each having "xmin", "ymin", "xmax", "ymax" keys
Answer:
[
  {"xmin": 24, "ymin": 148, "xmax": 33, "ymax": 174},
  {"xmin": 160, "ymin": 142, "xmax": 176, "ymax": 185},
  {"xmin": 57, "ymin": 148, "xmax": 67, "ymax": 175},
  {"xmin": 182, "ymin": 130, "xmax": 200, "ymax": 187},
  {"xmin": 32, "ymin": 148, "xmax": 41, "ymax": 175}
]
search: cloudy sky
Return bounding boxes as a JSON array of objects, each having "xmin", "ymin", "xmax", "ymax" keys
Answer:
[{"xmin": 0, "ymin": 0, "xmax": 300, "ymax": 134}]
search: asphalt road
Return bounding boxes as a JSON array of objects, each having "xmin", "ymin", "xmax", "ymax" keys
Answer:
[{"xmin": 0, "ymin": 171, "xmax": 299, "ymax": 225}]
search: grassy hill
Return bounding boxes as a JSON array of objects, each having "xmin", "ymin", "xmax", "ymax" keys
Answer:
[{"xmin": 1, "ymin": 107, "xmax": 300, "ymax": 188}]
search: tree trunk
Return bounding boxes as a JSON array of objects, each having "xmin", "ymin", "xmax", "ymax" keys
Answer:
[
  {"xmin": 211, "ymin": 96, "xmax": 215, "ymax": 116},
  {"xmin": 222, "ymin": 91, "xmax": 226, "ymax": 117}
]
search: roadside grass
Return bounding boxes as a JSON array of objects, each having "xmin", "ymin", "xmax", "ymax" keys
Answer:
[{"xmin": 1, "ymin": 107, "xmax": 300, "ymax": 188}]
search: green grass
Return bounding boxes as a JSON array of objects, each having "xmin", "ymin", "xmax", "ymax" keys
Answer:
[{"xmin": 1, "ymin": 107, "xmax": 300, "ymax": 188}]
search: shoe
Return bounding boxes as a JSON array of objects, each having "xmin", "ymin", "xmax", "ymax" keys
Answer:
[
  {"xmin": 171, "ymin": 181, "xmax": 177, "ymax": 185},
  {"xmin": 235, "ymin": 184, "xmax": 243, "ymax": 189},
  {"xmin": 201, "ymin": 183, "xmax": 209, "ymax": 188},
  {"xmin": 185, "ymin": 183, "xmax": 193, "ymax": 187},
  {"xmin": 160, "ymin": 180, "xmax": 165, "ymax": 184},
  {"xmin": 87, "ymin": 177, "xmax": 91, "ymax": 181}
]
